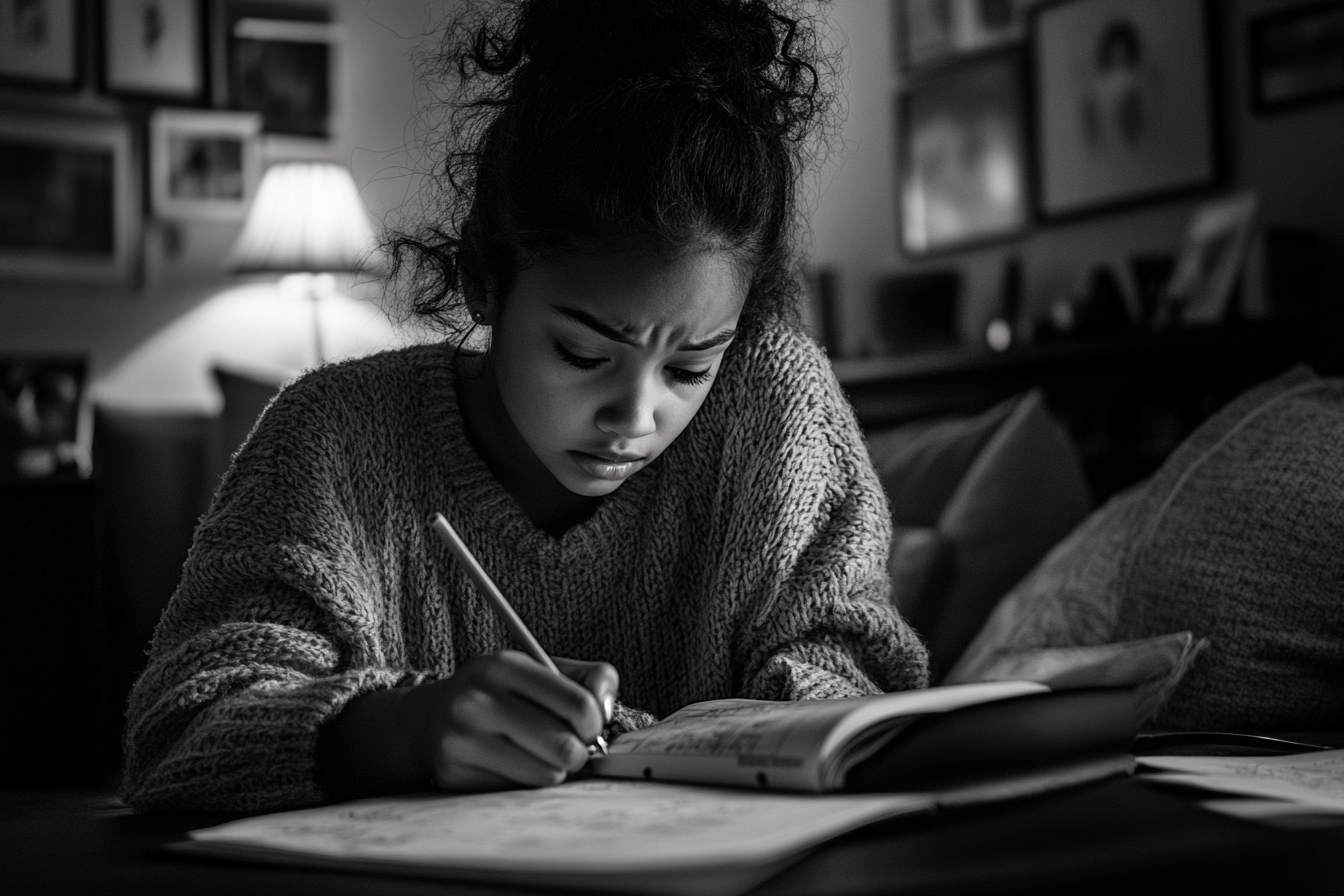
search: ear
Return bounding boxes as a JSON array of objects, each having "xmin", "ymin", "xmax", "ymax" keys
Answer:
[{"xmin": 459, "ymin": 271, "xmax": 496, "ymax": 326}]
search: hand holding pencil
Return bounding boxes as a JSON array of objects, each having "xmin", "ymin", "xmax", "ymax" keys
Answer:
[{"xmin": 428, "ymin": 512, "xmax": 616, "ymax": 771}]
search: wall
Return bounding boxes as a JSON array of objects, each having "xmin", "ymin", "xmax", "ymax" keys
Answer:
[
  {"xmin": 810, "ymin": 0, "xmax": 1344, "ymax": 358},
  {"xmin": 4, "ymin": 0, "xmax": 1338, "ymax": 398},
  {"xmin": 0, "ymin": 0, "xmax": 444, "ymax": 412}
]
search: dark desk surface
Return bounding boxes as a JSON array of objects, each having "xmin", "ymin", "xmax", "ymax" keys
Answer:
[{"xmin": 5, "ymin": 777, "xmax": 1343, "ymax": 896}]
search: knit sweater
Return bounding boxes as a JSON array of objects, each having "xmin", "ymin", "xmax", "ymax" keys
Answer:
[{"xmin": 121, "ymin": 324, "xmax": 929, "ymax": 812}]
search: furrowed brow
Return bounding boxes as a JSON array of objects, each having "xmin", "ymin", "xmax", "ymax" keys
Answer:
[
  {"xmin": 551, "ymin": 305, "xmax": 736, "ymax": 352},
  {"xmin": 551, "ymin": 306, "xmax": 638, "ymax": 346},
  {"xmin": 680, "ymin": 329, "xmax": 737, "ymax": 352}
]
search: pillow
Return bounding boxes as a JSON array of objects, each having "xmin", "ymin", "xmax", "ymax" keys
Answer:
[
  {"xmin": 887, "ymin": 526, "xmax": 952, "ymax": 625},
  {"xmin": 867, "ymin": 397, "xmax": 1016, "ymax": 527},
  {"xmin": 949, "ymin": 366, "xmax": 1344, "ymax": 732},
  {"xmin": 929, "ymin": 390, "xmax": 1093, "ymax": 676},
  {"xmin": 867, "ymin": 390, "xmax": 1093, "ymax": 679}
]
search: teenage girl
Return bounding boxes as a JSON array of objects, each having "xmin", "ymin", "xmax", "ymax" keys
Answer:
[{"xmin": 122, "ymin": 0, "xmax": 929, "ymax": 813}]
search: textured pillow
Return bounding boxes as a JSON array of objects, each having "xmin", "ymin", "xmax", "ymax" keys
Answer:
[
  {"xmin": 867, "ymin": 397, "xmax": 1016, "ymax": 527},
  {"xmin": 929, "ymin": 390, "xmax": 1093, "ymax": 677},
  {"xmin": 887, "ymin": 526, "xmax": 953, "ymax": 624},
  {"xmin": 866, "ymin": 391, "xmax": 1092, "ymax": 678},
  {"xmin": 950, "ymin": 366, "xmax": 1344, "ymax": 732}
]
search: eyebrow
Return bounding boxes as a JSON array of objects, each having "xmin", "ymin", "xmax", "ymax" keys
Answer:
[{"xmin": 551, "ymin": 305, "xmax": 737, "ymax": 352}]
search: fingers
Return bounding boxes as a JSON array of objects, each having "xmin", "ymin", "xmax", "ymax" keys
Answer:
[
  {"xmin": 421, "ymin": 652, "xmax": 613, "ymax": 792},
  {"xmin": 432, "ymin": 730, "xmax": 570, "ymax": 791},
  {"xmin": 553, "ymin": 657, "xmax": 619, "ymax": 725},
  {"xmin": 488, "ymin": 651, "xmax": 607, "ymax": 743},
  {"xmin": 452, "ymin": 683, "xmax": 592, "ymax": 770}
]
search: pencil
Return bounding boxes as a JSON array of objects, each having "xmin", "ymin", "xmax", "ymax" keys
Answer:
[{"xmin": 428, "ymin": 512, "xmax": 609, "ymax": 756}]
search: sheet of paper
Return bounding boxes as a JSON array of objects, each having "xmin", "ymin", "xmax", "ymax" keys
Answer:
[
  {"xmin": 188, "ymin": 779, "xmax": 931, "ymax": 875},
  {"xmin": 1139, "ymin": 748, "xmax": 1344, "ymax": 812}
]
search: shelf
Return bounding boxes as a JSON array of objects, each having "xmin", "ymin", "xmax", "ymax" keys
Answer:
[{"xmin": 832, "ymin": 321, "xmax": 1332, "ymax": 500}]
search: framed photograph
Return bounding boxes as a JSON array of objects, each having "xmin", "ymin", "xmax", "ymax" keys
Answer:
[
  {"xmin": 898, "ymin": 0, "xmax": 1042, "ymax": 71},
  {"xmin": 0, "ymin": 0, "xmax": 80, "ymax": 89},
  {"xmin": 1248, "ymin": 1, "xmax": 1344, "ymax": 114},
  {"xmin": 1033, "ymin": 0, "xmax": 1218, "ymax": 219},
  {"xmin": 0, "ymin": 115, "xmax": 139, "ymax": 285},
  {"xmin": 100, "ymin": 0, "xmax": 205, "ymax": 100},
  {"xmin": 898, "ymin": 51, "xmax": 1030, "ymax": 255},
  {"xmin": 150, "ymin": 109, "xmax": 261, "ymax": 220},
  {"xmin": 1157, "ymin": 190, "xmax": 1260, "ymax": 328},
  {"xmin": 211, "ymin": 3, "xmax": 342, "ymax": 139},
  {"xmin": 0, "ymin": 355, "xmax": 90, "ymax": 481}
]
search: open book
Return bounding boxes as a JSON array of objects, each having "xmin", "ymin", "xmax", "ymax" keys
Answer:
[
  {"xmin": 590, "ymin": 680, "xmax": 1137, "ymax": 797},
  {"xmin": 174, "ymin": 683, "xmax": 1137, "ymax": 895}
]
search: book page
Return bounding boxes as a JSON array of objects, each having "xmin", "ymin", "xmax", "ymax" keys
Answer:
[
  {"xmin": 592, "ymin": 681, "xmax": 1047, "ymax": 791},
  {"xmin": 1139, "ymin": 749, "xmax": 1344, "ymax": 811},
  {"xmin": 187, "ymin": 779, "xmax": 930, "ymax": 878}
]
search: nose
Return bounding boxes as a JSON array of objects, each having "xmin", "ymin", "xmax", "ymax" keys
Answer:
[{"xmin": 596, "ymin": 373, "xmax": 658, "ymax": 440}]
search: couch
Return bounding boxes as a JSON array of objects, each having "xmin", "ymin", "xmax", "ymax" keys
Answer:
[{"xmin": 869, "ymin": 365, "xmax": 1344, "ymax": 734}]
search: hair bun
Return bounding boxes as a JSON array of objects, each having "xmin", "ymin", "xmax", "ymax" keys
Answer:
[{"xmin": 506, "ymin": 0, "xmax": 820, "ymax": 137}]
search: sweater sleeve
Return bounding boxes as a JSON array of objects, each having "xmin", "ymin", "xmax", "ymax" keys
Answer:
[
  {"xmin": 120, "ymin": 371, "xmax": 427, "ymax": 813},
  {"xmin": 718, "ymin": 328, "xmax": 930, "ymax": 702}
]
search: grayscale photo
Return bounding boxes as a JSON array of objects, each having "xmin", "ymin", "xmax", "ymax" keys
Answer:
[{"xmin": 3, "ymin": 2, "xmax": 1342, "ymax": 894}]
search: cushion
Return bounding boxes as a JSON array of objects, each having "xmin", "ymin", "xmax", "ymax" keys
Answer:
[
  {"xmin": 867, "ymin": 397, "xmax": 1016, "ymax": 527},
  {"xmin": 930, "ymin": 390, "xmax": 1093, "ymax": 676},
  {"xmin": 867, "ymin": 390, "xmax": 1093, "ymax": 678},
  {"xmin": 887, "ymin": 527, "xmax": 953, "ymax": 624},
  {"xmin": 949, "ymin": 366, "xmax": 1344, "ymax": 732}
]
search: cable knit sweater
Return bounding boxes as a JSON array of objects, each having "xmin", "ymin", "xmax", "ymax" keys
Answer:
[{"xmin": 121, "ymin": 324, "xmax": 929, "ymax": 812}]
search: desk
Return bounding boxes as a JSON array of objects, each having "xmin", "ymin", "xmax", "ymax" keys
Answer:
[{"xmin": 5, "ymin": 778, "xmax": 1342, "ymax": 896}]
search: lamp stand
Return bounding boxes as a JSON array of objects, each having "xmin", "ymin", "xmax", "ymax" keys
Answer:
[{"xmin": 309, "ymin": 284, "xmax": 325, "ymax": 366}]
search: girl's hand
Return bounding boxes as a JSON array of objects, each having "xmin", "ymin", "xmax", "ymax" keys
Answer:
[
  {"xmin": 406, "ymin": 650, "xmax": 618, "ymax": 792},
  {"xmin": 317, "ymin": 651, "xmax": 618, "ymax": 799}
]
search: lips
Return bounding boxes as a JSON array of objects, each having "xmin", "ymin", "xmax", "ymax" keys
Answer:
[{"xmin": 569, "ymin": 449, "xmax": 647, "ymax": 481}]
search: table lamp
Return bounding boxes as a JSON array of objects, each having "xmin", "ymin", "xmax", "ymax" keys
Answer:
[{"xmin": 228, "ymin": 160, "xmax": 380, "ymax": 364}]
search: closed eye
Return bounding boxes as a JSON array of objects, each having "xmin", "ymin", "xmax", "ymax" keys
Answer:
[
  {"xmin": 668, "ymin": 366, "xmax": 713, "ymax": 386},
  {"xmin": 552, "ymin": 340, "xmax": 606, "ymax": 371}
]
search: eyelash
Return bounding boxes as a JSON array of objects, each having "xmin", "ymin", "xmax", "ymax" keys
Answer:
[{"xmin": 551, "ymin": 341, "xmax": 714, "ymax": 387}]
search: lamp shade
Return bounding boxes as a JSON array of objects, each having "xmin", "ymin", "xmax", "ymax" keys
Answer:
[{"xmin": 229, "ymin": 161, "xmax": 379, "ymax": 274}]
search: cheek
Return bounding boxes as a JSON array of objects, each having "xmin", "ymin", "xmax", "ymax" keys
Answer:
[
  {"xmin": 494, "ymin": 343, "xmax": 586, "ymax": 441},
  {"xmin": 659, "ymin": 389, "xmax": 712, "ymax": 442}
]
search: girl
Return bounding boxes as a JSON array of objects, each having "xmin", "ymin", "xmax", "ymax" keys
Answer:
[{"xmin": 122, "ymin": 0, "xmax": 929, "ymax": 813}]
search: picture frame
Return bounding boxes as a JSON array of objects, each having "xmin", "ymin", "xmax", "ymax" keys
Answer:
[
  {"xmin": 0, "ymin": 0, "xmax": 80, "ymax": 89},
  {"xmin": 1157, "ymin": 190, "xmax": 1260, "ymax": 329},
  {"xmin": 211, "ymin": 3, "xmax": 342, "ymax": 140},
  {"xmin": 100, "ymin": 0, "xmax": 206, "ymax": 101},
  {"xmin": 897, "ymin": 0, "xmax": 1042, "ymax": 71},
  {"xmin": 897, "ymin": 50, "xmax": 1031, "ymax": 256},
  {"xmin": 1248, "ymin": 1, "xmax": 1344, "ymax": 114},
  {"xmin": 0, "ymin": 355, "xmax": 91, "ymax": 482},
  {"xmin": 1032, "ymin": 0, "xmax": 1219, "ymax": 219},
  {"xmin": 150, "ymin": 109, "xmax": 262, "ymax": 220},
  {"xmin": 0, "ymin": 115, "xmax": 140, "ymax": 285}
]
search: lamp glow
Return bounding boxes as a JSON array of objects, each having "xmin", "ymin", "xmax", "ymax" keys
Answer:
[{"xmin": 229, "ymin": 161, "xmax": 381, "ymax": 363}]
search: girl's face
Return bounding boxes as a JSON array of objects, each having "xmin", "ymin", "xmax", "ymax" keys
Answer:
[{"xmin": 482, "ymin": 248, "xmax": 747, "ymax": 498}]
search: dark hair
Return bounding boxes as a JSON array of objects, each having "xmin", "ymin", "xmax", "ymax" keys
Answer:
[{"xmin": 382, "ymin": 0, "xmax": 838, "ymax": 340}]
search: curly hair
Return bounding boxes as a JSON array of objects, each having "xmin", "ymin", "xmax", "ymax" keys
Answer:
[{"xmin": 381, "ymin": 0, "xmax": 840, "ymax": 341}]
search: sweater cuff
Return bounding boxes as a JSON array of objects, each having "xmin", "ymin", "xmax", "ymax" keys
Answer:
[{"xmin": 125, "ymin": 667, "xmax": 409, "ymax": 814}]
